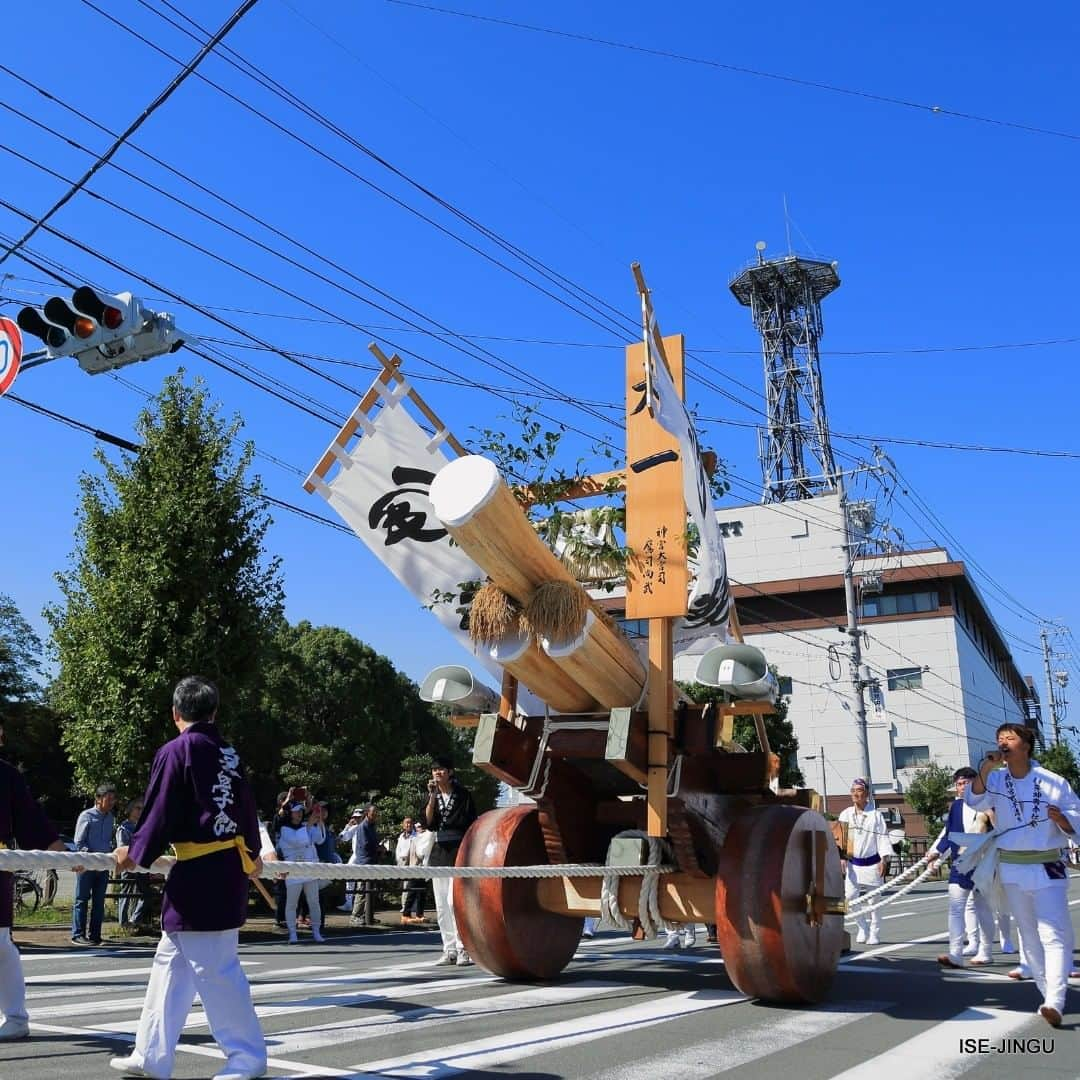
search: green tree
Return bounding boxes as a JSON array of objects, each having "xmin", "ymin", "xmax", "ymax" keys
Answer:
[
  {"xmin": 46, "ymin": 373, "xmax": 284, "ymax": 797},
  {"xmin": 679, "ymin": 672, "xmax": 804, "ymax": 788},
  {"xmin": 1039, "ymin": 742, "xmax": 1080, "ymax": 790},
  {"xmin": 905, "ymin": 762, "xmax": 955, "ymax": 839},
  {"xmin": 259, "ymin": 620, "xmax": 461, "ymax": 815},
  {"xmin": 0, "ymin": 595, "xmax": 77, "ymax": 821}
]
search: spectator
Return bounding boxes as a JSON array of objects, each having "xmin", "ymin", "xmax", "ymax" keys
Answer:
[
  {"xmin": 71, "ymin": 782, "xmax": 117, "ymax": 946},
  {"xmin": 424, "ymin": 757, "xmax": 477, "ymax": 966},
  {"xmin": 341, "ymin": 805, "xmax": 381, "ymax": 925},
  {"xmin": 276, "ymin": 802, "xmax": 325, "ymax": 944},
  {"xmin": 337, "ymin": 806, "xmax": 364, "ymax": 912},
  {"xmin": 396, "ymin": 817, "xmax": 427, "ymax": 923},
  {"xmin": 115, "ymin": 798, "xmax": 151, "ymax": 931}
]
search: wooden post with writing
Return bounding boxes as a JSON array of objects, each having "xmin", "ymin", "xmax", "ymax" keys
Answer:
[{"xmin": 626, "ymin": 333, "xmax": 688, "ymax": 837}]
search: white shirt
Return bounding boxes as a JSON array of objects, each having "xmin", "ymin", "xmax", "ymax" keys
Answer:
[
  {"xmin": 277, "ymin": 823, "xmax": 326, "ymax": 884},
  {"xmin": 964, "ymin": 764, "xmax": 1080, "ymax": 890},
  {"xmin": 838, "ymin": 805, "xmax": 893, "ymax": 861}
]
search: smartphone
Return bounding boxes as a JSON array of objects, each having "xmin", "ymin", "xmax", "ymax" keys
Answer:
[{"xmin": 288, "ymin": 786, "xmax": 309, "ymax": 803}]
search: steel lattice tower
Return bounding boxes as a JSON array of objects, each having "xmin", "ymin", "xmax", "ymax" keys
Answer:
[{"xmin": 729, "ymin": 248, "xmax": 840, "ymax": 502}]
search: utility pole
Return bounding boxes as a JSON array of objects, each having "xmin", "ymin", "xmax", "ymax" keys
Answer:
[
  {"xmin": 1040, "ymin": 625, "xmax": 1062, "ymax": 746},
  {"xmin": 805, "ymin": 748, "xmax": 828, "ymax": 812},
  {"xmin": 839, "ymin": 470, "xmax": 873, "ymax": 788}
]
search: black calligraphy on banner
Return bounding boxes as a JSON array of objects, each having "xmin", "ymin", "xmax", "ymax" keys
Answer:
[
  {"xmin": 684, "ymin": 574, "xmax": 731, "ymax": 630},
  {"xmin": 368, "ymin": 466, "xmax": 448, "ymax": 547}
]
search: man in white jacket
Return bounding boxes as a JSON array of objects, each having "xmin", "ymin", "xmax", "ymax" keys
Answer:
[{"xmin": 964, "ymin": 722, "xmax": 1080, "ymax": 1027}]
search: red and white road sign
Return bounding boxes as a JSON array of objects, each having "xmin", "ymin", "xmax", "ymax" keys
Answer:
[{"xmin": 0, "ymin": 316, "xmax": 23, "ymax": 396}]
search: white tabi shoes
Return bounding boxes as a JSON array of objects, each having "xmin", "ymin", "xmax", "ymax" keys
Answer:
[{"xmin": 109, "ymin": 1055, "xmax": 167, "ymax": 1079}]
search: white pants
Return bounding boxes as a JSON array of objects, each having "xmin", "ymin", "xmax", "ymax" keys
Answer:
[
  {"xmin": 131, "ymin": 930, "xmax": 265, "ymax": 1078},
  {"xmin": 1003, "ymin": 882, "xmax": 1071, "ymax": 1014},
  {"xmin": 947, "ymin": 884, "xmax": 994, "ymax": 962},
  {"xmin": 432, "ymin": 877, "xmax": 464, "ymax": 958},
  {"xmin": 284, "ymin": 880, "xmax": 322, "ymax": 935},
  {"xmin": 0, "ymin": 929, "xmax": 26, "ymax": 1025},
  {"xmin": 844, "ymin": 866, "xmax": 882, "ymax": 938}
]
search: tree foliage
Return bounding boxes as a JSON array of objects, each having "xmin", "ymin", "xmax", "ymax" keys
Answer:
[
  {"xmin": 1039, "ymin": 742, "xmax": 1080, "ymax": 791},
  {"xmin": 0, "ymin": 594, "xmax": 77, "ymax": 821},
  {"xmin": 46, "ymin": 374, "xmax": 284, "ymax": 798},
  {"xmin": 905, "ymin": 761, "xmax": 955, "ymax": 839},
  {"xmin": 679, "ymin": 673, "xmax": 804, "ymax": 788},
  {"xmin": 257, "ymin": 620, "xmax": 457, "ymax": 813}
]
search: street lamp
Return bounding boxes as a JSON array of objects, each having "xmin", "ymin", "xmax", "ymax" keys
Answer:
[{"xmin": 804, "ymin": 749, "xmax": 828, "ymax": 812}]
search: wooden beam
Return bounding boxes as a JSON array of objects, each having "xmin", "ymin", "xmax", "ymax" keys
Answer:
[
  {"xmin": 303, "ymin": 358, "xmax": 400, "ymax": 492},
  {"xmin": 535, "ymin": 872, "xmax": 715, "ymax": 921},
  {"xmin": 646, "ymin": 617, "xmax": 673, "ymax": 837}
]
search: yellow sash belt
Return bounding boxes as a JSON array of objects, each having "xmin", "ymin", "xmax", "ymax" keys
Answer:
[{"xmin": 173, "ymin": 836, "xmax": 255, "ymax": 874}]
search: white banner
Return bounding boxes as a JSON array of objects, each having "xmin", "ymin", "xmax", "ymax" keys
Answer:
[
  {"xmin": 310, "ymin": 399, "xmax": 495, "ymax": 674},
  {"xmin": 645, "ymin": 308, "xmax": 731, "ymax": 647}
]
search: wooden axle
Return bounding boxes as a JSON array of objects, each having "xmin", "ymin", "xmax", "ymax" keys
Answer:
[
  {"xmin": 535, "ymin": 871, "xmax": 845, "ymax": 926},
  {"xmin": 535, "ymin": 871, "xmax": 715, "ymax": 922}
]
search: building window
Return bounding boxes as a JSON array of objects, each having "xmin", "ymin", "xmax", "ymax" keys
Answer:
[
  {"xmin": 894, "ymin": 745, "xmax": 931, "ymax": 769},
  {"xmin": 887, "ymin": 667, "xmax": 923, "ymax": 691},
  {"xmin": 777, "ymin": 676, "xmax": 793, "ymax": 696},
  {"xmin": 861, "ymin": 590, "xmax": 939, "ymax": 618},
  {"xmin": 617, "ymin": 617, "xmax": 648, "ymax": 639}
]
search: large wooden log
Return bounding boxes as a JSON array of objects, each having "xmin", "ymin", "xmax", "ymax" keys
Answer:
[
  {"xmin": 430, "ymin": 455, "xmax": 646, "ymax": 709},
  {"xmin": 491, "ymin": 629, "xmax": 598, "ymax": 715}
]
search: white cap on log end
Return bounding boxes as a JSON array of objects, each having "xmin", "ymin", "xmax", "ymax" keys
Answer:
[{"xmin": 430, "ymin": 455, "xmax": 502, "ymax": 527}]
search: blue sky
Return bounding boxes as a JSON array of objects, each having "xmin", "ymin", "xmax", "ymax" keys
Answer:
[{"xmin": 2, "ymin": 1, "xmax": 1078, "ymax": 723}]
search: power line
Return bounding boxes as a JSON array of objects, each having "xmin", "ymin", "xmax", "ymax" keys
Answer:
[
  {"xmin": 0, "ymin": 92, "xmax": 622, "ymax": 435},
  {"xmin": 75, "ymin": 0, "xmax": 639, "ymax": 347},
  {"xmin": 3, "ymin": 390, "xmax": 356, "ymax": 537},
  {"xmin": 0, "ymin": 0, "xmax": 261, "ymax": 267},
  {"xmin": 387, "ymin": 1, "xmax": 1080, "ymax": 145}
]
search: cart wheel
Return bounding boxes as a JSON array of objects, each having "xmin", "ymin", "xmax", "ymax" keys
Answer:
[
  {"xmin": 453, "ymin": 805, "xmax": 583, "ymax": 980},
  {"xmin": 714, "ymin": 804, "xmax": 843, "ymax": 1003}
]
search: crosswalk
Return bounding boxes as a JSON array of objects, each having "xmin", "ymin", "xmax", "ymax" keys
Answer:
[{"xmin": 7, "ymin": 883, "xmax": 1079, "ymax": 1079}]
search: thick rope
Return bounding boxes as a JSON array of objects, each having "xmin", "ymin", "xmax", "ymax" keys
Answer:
[
  {"xmin": 599, "ymin": 832, "xmax": 677, "ymax": 938},
  {"xmin": 846, "ymin": 828, "xmax": 946, "ymax": 912},
  {"xmin": 845, "ymin": 858, "xmax": 941, "ymax": 920},
  {"xmin": 0, "ymin": 849, "xmax": 675, "ymax": 880}
]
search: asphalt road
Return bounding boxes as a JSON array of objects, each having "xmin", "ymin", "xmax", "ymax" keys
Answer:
[{"xmin": 3, "ymin": 876, "xmax": 1079, "ymax": 1080}]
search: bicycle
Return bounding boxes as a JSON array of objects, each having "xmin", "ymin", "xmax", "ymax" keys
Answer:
[{"xmin": 14, "ymin": 871, "xmax": 41, "ymax": 916}]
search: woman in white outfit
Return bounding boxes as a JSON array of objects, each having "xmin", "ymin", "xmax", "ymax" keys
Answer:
[
  {"xmin": 277, "ymin": 803, "xmax": 325, "ymax": 944},
  {"xmin": 964, "ymin": 723, "xmax": 1080, "ymax": 1027}
]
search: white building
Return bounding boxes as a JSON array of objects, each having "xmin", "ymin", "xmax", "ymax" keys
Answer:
[{"xmin": 608, "ymin": 493, "xmax": 1035, "ymax": 805}]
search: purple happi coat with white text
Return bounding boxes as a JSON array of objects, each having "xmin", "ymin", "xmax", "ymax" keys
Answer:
[
  {"xmin": 129, "ymin": 721, "xmax": 259, "ymax": 932},
  {"xmin": 0, "ymin": 760, "xmax": 59, "ymax": 928}
]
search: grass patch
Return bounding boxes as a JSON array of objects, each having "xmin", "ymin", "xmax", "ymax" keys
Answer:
[{"xmin": 16, "ymin": 900, "xmax": 73, "ymax": 927}]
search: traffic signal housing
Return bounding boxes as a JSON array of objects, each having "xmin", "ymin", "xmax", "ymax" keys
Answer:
[{"xmin": 16, "ymin": 287, "xmax": 188, "ymax": 374}]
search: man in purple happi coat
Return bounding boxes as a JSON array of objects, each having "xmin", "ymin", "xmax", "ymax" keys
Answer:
[
  {"xmin": 110, "ymin": 676, "xmax": 266, "ymax": 1080},
  {"xmin": 0, "ymin": 721, "xmax": 64, "ymax": 1042}
]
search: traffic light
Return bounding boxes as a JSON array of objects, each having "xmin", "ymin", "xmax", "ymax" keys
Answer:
[{"xmin": 16, "ymin": 286, "xmax": 189, "ymax": 374}]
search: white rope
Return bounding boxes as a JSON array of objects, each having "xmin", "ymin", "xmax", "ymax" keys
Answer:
[
  {"xmin": 845, "ymin": 858, "xmax": 941, "ymax": 920},
  {"xmin": 598, "ymin": 832, "xmax": 677, "ymax": 939},
  {"xmin": 0, "ymin": 850, "xmax": 675, "ymax": 881},
  {"xmin": 846, "ymin": 827, "xmax": 946, "ymax": 912}
]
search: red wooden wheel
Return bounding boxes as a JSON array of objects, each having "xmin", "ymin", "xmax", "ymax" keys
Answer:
[
  {"xmin": 714, "ymin": 804, "xmax": 843, "ymax": 1003},
  {"xmin": 453, "ymin": 805, "xmax": 583, "ymax": 980}
]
